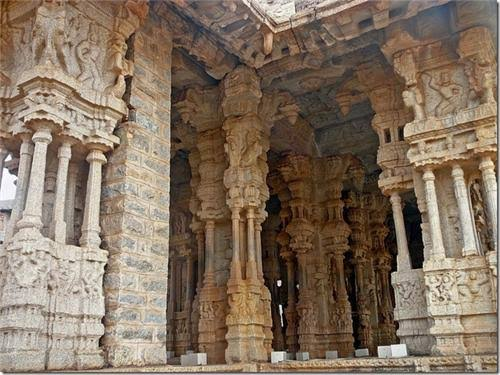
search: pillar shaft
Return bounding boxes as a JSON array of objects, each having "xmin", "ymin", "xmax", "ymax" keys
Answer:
[
  {"xmin": 422, "ymin": 169, "xmax": 445, "ymax": 259},
  {"xmin": 451, "ymin": 164, "xmax": 478, "ymax": 256},
  {"xmin": 230, "ymin": 209, "xmax": 242, "ymax": 281},
  {"xmin": 50, "ymin": 142, "xmax": 72, "ymax": 244},
  {"xmin": 204, "ymin": 220, "xmax": 215, "ymax": 286},
  {"xmin": 390, "ymin": 192, "xmax": 412, "ymax": 270},
  {"xmin": 255, "ymin": 222, "xmax": 263, "ymax": 281},
  {"xmin": 167, "ymin": 255, "xmax": 177, "ymax": 351},
  {"xmin": 4, "ymin": 134, "xmax": 33, "ymax": 242},
  {"xmin": 479, "ymin": 156, "xmax": 497, "ymax": 249},
  {"xmin": 246, "ymin": 208, "xmax": 257, "ymax": 281},
  {"xmin": 185, "ymin": 253, "xmax": 194, "ymax": 349},
  {"xmin": 65, "ymin": 163, "xmax": 78, "ymax": 244},
  {"xmin": 17, "ymin": 127, "xmax": 52, "ymax": 232},
  {"xmin": 285, "ymin": 257, "xmax": 298, "ymax": 353},
  {"xmin": 334, "ymin": 253, "xmax": 348, "ymax": 300},
  {"xmin": 80, "ymin": 149, "xmax": 106, "ymax": 248},
  {"xmin": 196, "ymin": 229, "xmax": 205, "ymax": 290}
]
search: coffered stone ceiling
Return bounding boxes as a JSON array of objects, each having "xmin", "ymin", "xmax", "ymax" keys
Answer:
[{"xmin": 167, "ymin": 0, "xmax": 496, "ymax": 177}]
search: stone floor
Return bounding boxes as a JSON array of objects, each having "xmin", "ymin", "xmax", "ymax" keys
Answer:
[{"xmin": 73, "ymin": 355, "xmax": 497, "ymax": 373}]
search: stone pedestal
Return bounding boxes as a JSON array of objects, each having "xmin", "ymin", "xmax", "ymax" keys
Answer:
[{"xmin": 391, "ymin": 269, "xmax": 433, "ymax": 355}]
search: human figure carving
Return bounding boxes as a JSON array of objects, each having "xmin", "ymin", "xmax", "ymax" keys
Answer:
[
  {"xmin": 76, "ymin": 24, "xmax": 102, "ymax": 90},
  {"xmin": 470, "ymin": 180, "xmax": 492, "ymax": 253},
  {"xmin": 402, "ymin": 85, "xmax": 425, "ymax": 121},
  {"xmin": 426, "ymin": 70, "xmax": 466, "ymax": 116},
  {"xmin": 106, "ymin": 33, "xmax": 133, "ymax": 98},
  {"xmin": 32, "ymin": 0, "xmax": 67, "ymax": 68}
]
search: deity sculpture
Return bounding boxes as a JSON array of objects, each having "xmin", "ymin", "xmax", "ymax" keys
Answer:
[
  {"xmin": 32, "ymin": 0, "xmax": 67, "ymax": 68},
  {"xmin": 402, "ymin": 86, "xmax": 425, "ymax": 121},
  {"xmin": 426, "ymin": 70, "xmax": 467, "ymax": 117}
]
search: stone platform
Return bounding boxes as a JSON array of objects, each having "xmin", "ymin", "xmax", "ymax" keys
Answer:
[{"xmin": 73, "ymin": 355, "xmax": 496, "ymax": 373}]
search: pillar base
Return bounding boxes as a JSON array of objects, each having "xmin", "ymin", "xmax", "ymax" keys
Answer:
[
  {"xmin": 225, "ymin": 281, "xmax": 271, "ymax": 364},
  {"xmin": 0, "ymin": 351, "xmax": 46, "ymax": 372}
]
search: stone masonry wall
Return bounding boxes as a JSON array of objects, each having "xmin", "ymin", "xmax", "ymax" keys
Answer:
[{"xmin": 100, "ymin": 13, "xmax": 173, "ymax": 367}]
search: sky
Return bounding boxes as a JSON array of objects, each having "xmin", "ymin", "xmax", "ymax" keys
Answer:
[{"xmin": 1, "ymin": 168, "xmax": 17, "ymax": 201}]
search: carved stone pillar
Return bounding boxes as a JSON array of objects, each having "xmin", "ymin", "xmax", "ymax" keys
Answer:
[
  {"xmin": 389, "ymin": 192, "xmax": 412, "ymax": 271},
  {"xmin": 176, "ymin": 86, "xmax": 229, "ymax": 364},
  {"xmin": 49, "ymin": 141, "xmax": 73, "ymax": 244},
  {"xmin": 65, "ymin": 163, "xmax": 78, "ymax": 245},
  {"xmin": 167, "ymin": 254, "xmax": 177, "ymax": 353},
  {"xmin": 271, "ymin": 176, "xmax": 298, "ymax": 354},
  {"xmin": 203, "ymin": 220, "xmax": 216, "ymax": 287},
  {"xmin": 283, "ymin": 254, "xmax": 298, "ymax": 353},
  {"xmin": 479, "ymin": 156, "xmax": 497, "ymax": 249},
  {"xmin": 246, "ymin": 207, "xmax": 258, "ymax": 281},
  {"xmin": 278, "ymin": 155, "xmax": 316, "ymax": 356},
  {"xmin": 16, "ymin": 126, "xmax": 52, "ymax": 235},
  {"xmin": 79, "ymin": 149, "xmax": 106, "ymax": 248},
  {"xmin": 347, "ymin": 193, "xmax": 374, "ymax": 354},
  {"xmin": 451, "ymin": 164, "xmax": 479, "ymax": 256},
  {"xmin": 4, "ymin": 134, "xmax": 33, "ymax": 243},
  {"xmin": 184, "ymin": 251, "xmax": 195, "ymax": 350},
  {"xmin": 374, "ymin": 249, "xmax": 397, "ymax": 346},
  {"xmin": 262, "ymin": 222, "xmax": 285, "ymax": 352},
  {"xmin": 422, "ymin": 168, "xmax": 445, "ymax": 259}
]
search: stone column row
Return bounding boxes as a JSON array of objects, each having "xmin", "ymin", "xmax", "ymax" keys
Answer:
[{"xmin": 8, "ymin": 125, "xmax": 107, "ymax": 249}]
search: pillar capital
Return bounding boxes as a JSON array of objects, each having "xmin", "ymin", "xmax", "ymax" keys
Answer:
[
  {"xmin": 86, "ymin": 148, "xmax": 107, "ymax": 164},
  {"xmin": 422, "ymin": 168, "xmax": 435, "ymax": 181},
  {"xmin": 31, "ymin": 127, "xmax": 52, "ymax": 144},
  {"xmin": 451, "ymin": 164, "xmax": 465, "ymax": 178},
  {"xmin": 479, "ymin": 156, "xmax": 495, "ymax": 172}
]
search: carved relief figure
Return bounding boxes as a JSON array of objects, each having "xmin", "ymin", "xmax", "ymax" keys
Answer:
[
  {"xmin": 105, "ymin": 33, "xmax": 133, "ymax": 98},
  {"xmin": 32, "ymin": 0, "xmax": 67, "ymax": 69},
  {"xmin": 76, "ymin": 23, "xmax": 102, "ymax": 90},
  {"xmin": 425, "ymin": 70, "xmax": 467, "ymax": 117},
  {"xmin": 470, "ymin": 180, "xmax": 493, "ymax": 254},
  {"xmin": 457, "ymin": 270, "xmax": 491, "ymax": 302},
  {"xmin": 402, "ymin": 86, "xmax": 425, "ymax": 121}
]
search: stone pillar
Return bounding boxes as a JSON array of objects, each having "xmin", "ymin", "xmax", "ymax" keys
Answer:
[
  {"xmin": 184, "ymin": 252, "xmax": 194, "ymax": 350},
  {"xmin": 246, "ymin": 207, "xmax": 257, "ymax": 281},
  {"xmin": 230, "ymin": 208, "xmax": 242, "ymax": 280},
  {"xmin": 375, "ymin": 251, "xmax": 397, "ymax": 345},
  {"xmin": 4, "ymin": 134, "xmax": 33, "ymax": 243},
  {"xmin": 352, "ymin": 252, "xmax": 373, "ymax": 352},
  {"xmin": 204, "ymin": 220, "xmax": 216, "ymax": 286},
  {"xmin": 283, "ymin": 255, "xmax": 298, "ymax": 353},
  {"xmin": 347, "ymin": 194, "xmax": 374, "ymax": 354},
  {"xmin": 16, "ymin": 126, "xmax": 52, "ymax": 235},
  {"xmin": 167, "ymin": 255, "xmax": 177, "ymax": 352},
  {"xmin": 422, "ymin": 168, "xmax": 445, "ymax": 259},
  {"xmin": 80, "ymin": 149, "xmax": 106, "ymax": 248},
  {"xmin": 195, "ymin": 229, "xmax": 205, "ymax": 290},
  {"xmin": 255, "ymin": 221, "xmax": 264, "ymax": 281},
  {"xmin": 451, "ymin": 164, "xmax": 478, "ymax": 256},
  {"xmin": 65, "ymin": 163, "xmax": 78, "ymax": 244},
  {"xmin": 479, "ymin": 156, "xmax": 497, "ymax": 249},
  {"xmin": 332, "ymin": 249, "xmax": 355, "ymax": 357},
  {"xmin": 390, "ymin": 192, "xmax": 412, "ymax": 270},
  {"xmin": 49, "ymin": 141, "xmax": 72, "ymax": 244}
]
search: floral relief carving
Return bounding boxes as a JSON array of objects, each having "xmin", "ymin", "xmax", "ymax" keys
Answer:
[{"xmin": 427, "ymin": 273, "xmax": 455, "ymax": 304}]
